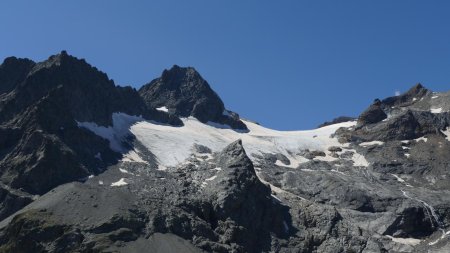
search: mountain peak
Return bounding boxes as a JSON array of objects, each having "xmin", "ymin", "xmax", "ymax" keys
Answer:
[
  {"xmin": 30, "ymin": 51, "xmax": 91, "ymax": 74},
  {"xmin": 159, "ymin": 65, "xmax": 207, "ymax": 90},
  {"xmin": 0, "ymin": 56, "xmax": 35, "ymax": 95},
  {"xmin": 139, "ymin": 65, "xmax": 248, "ymax": 130},
  {"xmin": 405, "ymin": 83, "xmax": 428, "ymax": 97},
  {"xmin": 381, "ymin": 83, "xmax": 430, "ymax": 107},
  {"xmin": 0, "ymin": 52, "xmax": 154, "ymax": 127},
  {"xmin": 2, "ymin": 56, "xmax": 35, "ymax": 66},
  {"xmin": 45, "ymin": 50, "xmax": 72, "ymax": 65}
]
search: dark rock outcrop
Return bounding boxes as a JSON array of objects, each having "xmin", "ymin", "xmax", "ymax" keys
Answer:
[
  {"xmin": 357, "ymin": 99, "xmax": 387, "ymax": 126},
  {"xmin": 0, "ymin": 51, "xmax": 168, "ymax": 127},
  {"xmin": 0, "ymin": 57, "xmax": 35, "ymax": 95},
  {"xmin": 384, "ymin": 206, "xmax": 435, "ymax": 238},
  {"xmin": 382, "ymin": 83, "xmax": 429, "ymax": 107},
  {"xmin": 139, "ymin": 65, "xmax": 247, "ymax": 130},
  {"xmin": 204, "ymin": 140, "xmax": 289, "ymax": 251}
]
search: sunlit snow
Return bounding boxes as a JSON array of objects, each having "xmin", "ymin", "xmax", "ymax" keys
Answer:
[
  {"xmin": 359, "ymin": 141, "xmax": 384, "ymax": 147},
  {"xmin": 431, "ymin": 108, "xmax": 443, "ymax": 114},
  {"xmin": 156, "ymin": 106, "xmax": 169, "ymax": 112},
  {"xmin": 441, "ymin": 127, "xmax": 450, "ymax": 141},
  {"xmin": 122, "ymin": 150, "xmax": 148, "ymax": 164},
  {"xmin": 78, "ymin": 113, "xmax": 367, "ymax": 169},
  {"xmin": 77, "ymin": 113, "xmax": 143, "ymax": 152},
  {"xmin": 415, "ymin": 137, "xmax": 428, "ymax": 143},
  {"xmin": 111, "ymin": 178, "xmax": 128, "ymax": 187},
  {"xmin": 130, "ymin": 117, "xmax": 358, "ymax": 167},
  {"xmin": 386, "ymin": 235, "xmax": 421, "ymax": 246},
  {"xmin": 119, "ymin": 168, "xmax": 131, "ymax": 174},
  {"xmin": 205, "ymin": 175, "xmax": 217, "ymax": 181}
]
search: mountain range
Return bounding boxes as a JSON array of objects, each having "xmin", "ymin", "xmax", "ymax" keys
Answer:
[{"xmin": 0, "ymin": 52, "xmax": 449, "ymax": 253}]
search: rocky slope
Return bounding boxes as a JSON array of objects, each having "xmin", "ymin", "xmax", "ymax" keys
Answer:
[
  {"xmin": 0, "ymin": 52, "xmax": 449, "ymax": 253},
  {"xmin": 0, "ymin": 52, "xmax": 181, "ymax": 220}
]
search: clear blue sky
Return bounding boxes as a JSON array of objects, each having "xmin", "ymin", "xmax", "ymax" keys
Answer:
[{"xmin": 1, "ymin": 1, "xmax": 450, "ymax": 130}]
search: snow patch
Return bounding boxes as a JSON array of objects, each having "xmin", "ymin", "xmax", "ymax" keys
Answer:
[
  {"xmin": 271, "ymin": 194, "xmax": 282, "ymax": 203},
  {"xmin": 441, "ymin": 127, "xmax": 450, "ymax": 141},
  {"xmin": 274, "ymin": 160, "xmax": 287, "ymax": 167},
  {"xmin": 122, "ymin": 150, "xmax": 148, "ymax": 164},
  {"xmin": 390, "ymin": 174, "xmax": 412, "ymax": 187},
  {"xmin": 157, "ymin": 165, "xmax": 167, "ymax": 171},
  {"xmin": 313, "ymin": 155, "xmax": 338, "ymax": 162},
  {"xmin": 341, "ymin": 149, "xmax": 369, "ymax": 167},
  {"xmin": 111, "ymin": 178, "xmax": 128, "ymax": 187},
  {"xmin": 156, "ymin": 106, "xmax": 169, "ymax": 112},
  {"xmin": 415, "ymin": 137, "xmax": 428, "ymax": 143},
  {"xmin": 205, "ymin": 175, "xmax": 217, "ymax": 181},
  {"xmin": 432, "ymin": 96, "xmax": 439, "ymax": 99},
  {"xmin": 431, "ymin": 108, "xmax": 443, "ymax": 114},
  {"xmin": 359, "ymin": 141, "xmax": 384, "ymax": 147},
  {"xmin": 77, "ymin": 113, "xmax": 143, "ymax": 152},
  {"xmin": 386, "ymin": 235, "xmax": 421, "ymax": 246},
  {"xmin": 391, "ymin": 174, "xmax": 405, "ymax": 183},
  {"xmin": 351, "ymin": 152, "xmax": 369, "ymax": 167},
  {"xmin": 119, "ymin": 168, "xmax": 132, "ymax": 174}
]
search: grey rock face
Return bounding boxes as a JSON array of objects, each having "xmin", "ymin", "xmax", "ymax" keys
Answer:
[
  {"xmin": 201, "ymin": 140, "xmax": 290, "ymax": 252},
  {"xmin": 0, "ymin": 140, "xmax": 290, "ymax": 253}
]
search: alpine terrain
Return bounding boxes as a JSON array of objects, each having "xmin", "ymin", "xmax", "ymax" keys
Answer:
[{"xmin": 0, "ymin": 52, "xmax": 449, "ymax": 253}]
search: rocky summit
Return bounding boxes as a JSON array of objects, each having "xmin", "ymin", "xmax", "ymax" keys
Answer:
[{"xmin": 0, "ymin": 52, "xmax": 449, "ymax": 253}]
